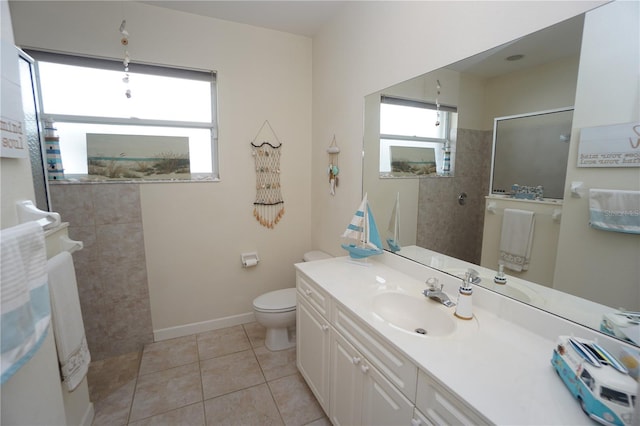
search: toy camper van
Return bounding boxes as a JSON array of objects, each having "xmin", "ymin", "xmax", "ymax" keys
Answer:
[{"xmin": 551, "ymin": 335, "xmax": 637, "ymax": 426}]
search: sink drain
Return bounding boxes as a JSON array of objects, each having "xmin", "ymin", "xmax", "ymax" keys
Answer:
[{"xmin": 414, "ymin": 328, "xmax": 427, "ymax": 335}]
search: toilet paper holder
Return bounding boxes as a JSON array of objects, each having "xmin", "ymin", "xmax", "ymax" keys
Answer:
[{"xmin": 241, "ymin": 252, "xmax": 260, "ymax": 268}]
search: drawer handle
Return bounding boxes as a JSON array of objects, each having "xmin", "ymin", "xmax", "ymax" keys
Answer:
[
  {"xmin": 351, "ymin": 356, "xmax": 361, "ymax": 365},
  {"xmin": 305, "ymin": 289, "xmax": 312, "ymax": 297},
  {"xmin": 411, "ymin": 419, "xmax": 422, "ymax": 426},
  {"xmin": 321, "ymin": 324, "xmax": 329, "ymax": 332},
  {"xmin": 360, "ymin": 364, "xmax": 369, "ymax": 374}
]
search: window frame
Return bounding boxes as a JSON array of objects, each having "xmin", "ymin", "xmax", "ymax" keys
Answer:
[
  {"xmin": 379, "ymin": 95, "xmax": 457, "ymax": 178},
  {"xmin": 26, "ymin": 49, "xmax": 219, "ymax": 182}
]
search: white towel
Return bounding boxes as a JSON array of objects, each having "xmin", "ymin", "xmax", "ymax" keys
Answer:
[
  {"xmin": 1, "ymin": 222, "xmax": 51, "ymax": 384},
  {"xmin": 47, "ymin": 251, "xmax": 90, "ymax": 391},
  {"xmin": 589, "ymin": 189, "xmax": 640, "ymax": 234},
  {"xmin": 499, "ymin": 209, "xmax": 535, "ymax": 272}
]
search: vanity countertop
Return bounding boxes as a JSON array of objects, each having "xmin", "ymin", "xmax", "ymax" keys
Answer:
[{"xmin": 295, "ymin": 255, "xmax": 594, "ymax": 425}]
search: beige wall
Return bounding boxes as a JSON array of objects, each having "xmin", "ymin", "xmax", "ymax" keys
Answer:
[
  {"xmin": 1, "ymin": 2, "xmax": 35, "ymax": 229},
  {"xmin": 554, "ymin": 0, "xmax": 640, "ymax": 309},
  {"xmin": 484, "ymin": 56, "xmax": 580, "ymax": 129},
  {"xmin": 10, "ymin": 1, "xmax": 313, "ymax": 335},
  {"xmin": 311, "ymin": 0, "xmax": 605, "ymax": 258}
]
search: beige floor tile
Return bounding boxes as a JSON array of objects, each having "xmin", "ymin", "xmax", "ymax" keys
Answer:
[
  {"xmin": 91, "ymin": 379, "xmax": 136, "ymax": 426},
  {"xmin": 200, "ymin": 349, "xmax": 265, "ymax": 400},
  {"xmin": 197, "ymin": 325, "xmax": 251, "ymax": 360},
  {"xmin": 243, "ymin": 322, "xmax": 266, "ymax": 348},
  {"xmin": 254, "ymin": 346, "xmax": 297, "ymax": 381},
  {"xmin": 128, "ymin": 402, "xmax": 205, "ymax": 426},
  {"xmin": 129, "ymin": 362, "xmax": 203, "ymax": 422},
  {"xmin": 203, "ymin": 383, "xmax": 284, "ymax": 426},
  {"xmin": 139, "ymin": 335, "xmax": 198, "ymax": 376},
  {"xmin": 304, "ymin": 417, "xmax": 332, "ymax": 426},
  {"xmin": 88, "ymin": 351, "xmax": 141, "ymax": 402},
  {"xmin": 268, "ymin": 373, "xmax": 324, "ymax": 426}
]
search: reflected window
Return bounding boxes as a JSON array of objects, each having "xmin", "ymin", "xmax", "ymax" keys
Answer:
[
  {"xmin": 29, "ymin": 50, "xmax": 218, "ymax": 182},
  {"xmin": 379, "ymin": 96, "xmax": 457, "ymax": 177},
  {"xmin": 600, "ymin": 387, "xmax": 631, "ymax": 407}
]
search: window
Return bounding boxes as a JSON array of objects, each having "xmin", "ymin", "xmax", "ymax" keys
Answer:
[
  {"xmin": 579, "ymin": 368, "xmax": 595, "ymax": 390},
  {"xmin": 379, "ymin": 95, "xmax": 457, "ymax": 177},
  {"xmin": 29, "ymin": 50, "xmax": 218, "ymax": 182},
  {"xmin": 600, "ymin": 387, "xmax": 631, "ymax": 407}
]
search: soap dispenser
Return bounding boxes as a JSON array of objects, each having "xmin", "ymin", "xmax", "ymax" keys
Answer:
[
  {"xmin": 494, "ymin": 264, "xmax": 507, "ymax": 284},
  {"xmin": 454, "ymin": 275, "xmax": 473, "ymax": 320}
]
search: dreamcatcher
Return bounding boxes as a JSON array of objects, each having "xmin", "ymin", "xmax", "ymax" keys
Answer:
[{"xmin": 251, "ymin": 121, "xmax": 284, "ymax": 229}]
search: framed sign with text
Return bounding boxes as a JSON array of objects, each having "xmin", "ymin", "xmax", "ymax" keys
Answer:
[{"xmin": 577, "ymin": 122, "xmax": 640, "ymax": 168}]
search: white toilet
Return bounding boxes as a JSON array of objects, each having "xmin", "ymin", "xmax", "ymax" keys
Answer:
[{"xmin": 252, "ymin": 250, "xmax": 331, "ymax": 351}]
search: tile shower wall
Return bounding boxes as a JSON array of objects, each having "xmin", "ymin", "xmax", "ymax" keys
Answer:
[
  {"xmin": 417, "ymin": 129, "xmax": 493, "ymax": 264},
  {"xmin": 49, "ymin": 183, "xmax": 153, "ymax": 361}
]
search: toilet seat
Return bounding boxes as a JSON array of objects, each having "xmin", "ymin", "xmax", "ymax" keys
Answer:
[{"xmin": 253, "ymin": 288, "xmax": 296, "ymax": 313}]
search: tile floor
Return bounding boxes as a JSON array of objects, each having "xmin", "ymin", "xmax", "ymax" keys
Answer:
[{"xmin": 88, "ymin": 322, "xmax": 329, "ymax": 426}]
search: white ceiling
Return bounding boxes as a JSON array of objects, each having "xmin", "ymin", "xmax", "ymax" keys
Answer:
[{"xmin": 140, "ymin": 1, "xmax": 348, "ymax": 37}]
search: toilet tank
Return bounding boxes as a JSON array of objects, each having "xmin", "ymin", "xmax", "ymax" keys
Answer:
[{"xmin": 303, "ymin": 250, "xmax": 331, "ymax": 262}]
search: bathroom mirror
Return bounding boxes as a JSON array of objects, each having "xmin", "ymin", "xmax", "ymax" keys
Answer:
[
  {"xmin": 491, "ymin": 107, "xmax": 573, "ymax": 199},
  {"xmin": 363, "ymin": 4, "xmax": 640, "ymax": 346}
]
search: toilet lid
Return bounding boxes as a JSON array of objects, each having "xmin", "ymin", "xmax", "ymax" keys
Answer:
[{"xmin": 253, "ymin": 288, "xmax": 296, "ymax": 312}]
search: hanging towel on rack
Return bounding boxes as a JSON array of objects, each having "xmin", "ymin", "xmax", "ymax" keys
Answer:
[
  {"xmin": 499, "ymin": 209, "xmax": 535, "ymax": 272},
  {"xmin": 589, "ymin": 189, "xmax": 640, "ymax": 234},
  {"xmin": 47, "ymin": 251, "xmax": 91, "ymax": 391},
  {"xmin": 0, "ymin": 222, "xmax": 51, "ymax": 384}
]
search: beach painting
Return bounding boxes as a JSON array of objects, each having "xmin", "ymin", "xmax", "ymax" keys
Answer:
[
  {"xmin": 390, "ymin": 146, "xmax": 437, "ymax": 176},
  {"xmin": 87, "ymin": 133, "xmax": 191, "ymax": 180}
]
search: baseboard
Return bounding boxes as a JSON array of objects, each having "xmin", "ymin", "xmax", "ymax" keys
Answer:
[{"xmin": 153, "ymin": 312, "xmax": 256, "ymax": 341}]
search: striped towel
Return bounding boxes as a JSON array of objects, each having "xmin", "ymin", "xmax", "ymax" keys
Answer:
[
  {"xmin": 1, "ymin": 222, "xmax": 51, "ymax": 384},
  {"xmin": 589, "ymin": 189, "xmax": 640, "ymax": 234}
]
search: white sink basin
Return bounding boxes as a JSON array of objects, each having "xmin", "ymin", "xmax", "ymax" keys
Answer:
[
  {"xmin": 493, "ymin": 284, "xmax": 531, "ymax": 302},
  {"xmin": 372, "ymin": 292, "xmax": 456, "ymax": 337}
]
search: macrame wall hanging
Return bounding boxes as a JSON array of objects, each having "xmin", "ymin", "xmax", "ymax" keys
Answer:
[{"xmin": 251, "ymin": 121, "xmax": 284, "ymax": 229}]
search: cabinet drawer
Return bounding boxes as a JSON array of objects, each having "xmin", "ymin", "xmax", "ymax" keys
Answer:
[
  {"xmin": 416, "ymin": 370, "xmax": 489, "ymax": 426},
  {"xmin": 297, "ymin": 272, "xmax": 331, "ymax": 317},
  {"xmin": 332, "ymin": 302, "xmax": 417, "ymax": 402}
]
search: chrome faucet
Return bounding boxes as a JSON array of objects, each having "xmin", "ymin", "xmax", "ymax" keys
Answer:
[
  {"xmin": 466, "ymin": 268, "xmax": 481, "ymax": 285},
  {"xmin": 423, "ymin": 278, "xmax": 455, "ymax": 307}
]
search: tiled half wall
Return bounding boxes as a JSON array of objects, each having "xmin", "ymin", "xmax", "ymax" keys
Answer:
[
  {"xmin": 49, "ymin": 183, "xmax": 154, "ymax": 361},
  {"xmin": 417, "ymin": 129, "xmax": 493, "ymax": 264}
]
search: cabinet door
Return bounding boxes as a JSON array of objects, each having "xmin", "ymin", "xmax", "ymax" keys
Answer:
[
  {"xmin": 361, "ymin": 359, "xmax": 414, "ymax": 426},
  {"xmin": 297, "ymin": 296, "xmax": 331, "ymax": 412},
  {"xmin": 416, "ymin": 370, "xmax": 489, "ymax": 426},
  {"xmin": 329, "ymin": 330, "xmax": 363, "ymax": 426},
  {"xmin": 412, "ymin": 407, "xmax": 436, "ymax": 426}
]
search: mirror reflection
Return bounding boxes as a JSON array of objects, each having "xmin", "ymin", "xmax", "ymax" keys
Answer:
[
  {"xmin": 363, "ymin": 4, "xmax": 639, "ymax": 346},
  {"xmin": 491, "ymin": 107, "xmax": 573, "ymax": 199}
]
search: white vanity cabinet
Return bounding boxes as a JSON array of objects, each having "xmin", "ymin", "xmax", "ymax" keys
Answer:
[
  {"xmin": 330, "ymin": 329, "xmax": 414, "ymax": 426},
  {"xmin": 296, "ymin": 268, "xmax": 487, "ymax": 426},
  {"xmin": 296, "ymin": 273, "xmax": 332, "ymax": 412},
  {"xmin": 416, "ymin": 370, "xmax": 490, "ymax": 426}
]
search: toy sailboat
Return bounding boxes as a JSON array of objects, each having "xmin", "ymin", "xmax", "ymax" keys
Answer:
[
  {"xmin": 386, "ymin": 192, "xmax": 401, "ymax": 252},
  {"xmin": 341, "ymin": 193, "xmax": 384, "ymax": 259}
]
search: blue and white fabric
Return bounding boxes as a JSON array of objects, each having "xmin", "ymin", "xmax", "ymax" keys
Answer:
[
  {"xmin": 1, "ymin": 221, "xmax": 50, "ymax": 384},
  {"xmin": 589, "ymin": 189, "xmax": 640, "ymax": 234}
]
